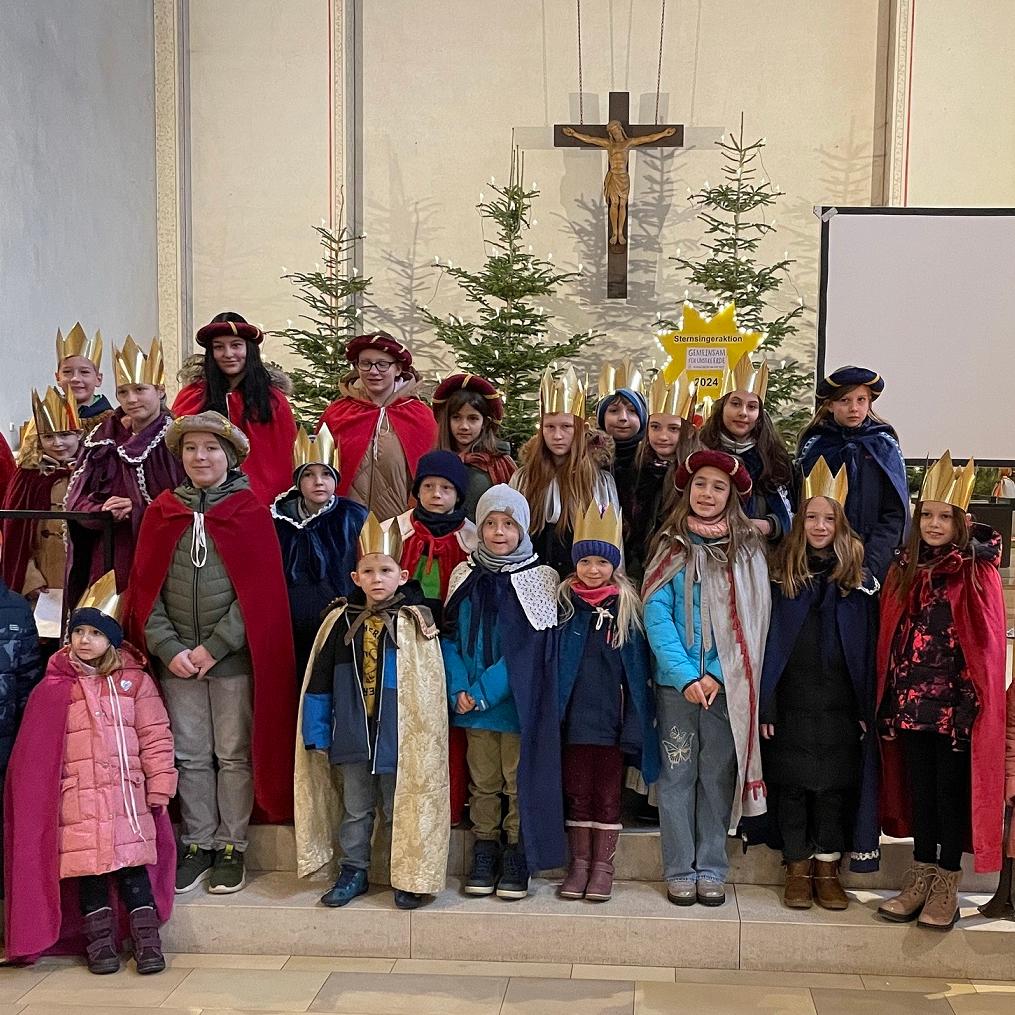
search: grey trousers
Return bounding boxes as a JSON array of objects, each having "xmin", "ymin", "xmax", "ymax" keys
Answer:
[
  {"xmin": 161, "ymin": 673, "xmax": 253, "ymax": 852},
  {"xmin": 655, "ymin": 685, "xmax": 737, "ymax": 884},
  {"xmin": 338, "ymin": 762, "xmax": 396, "ymax": 871}
]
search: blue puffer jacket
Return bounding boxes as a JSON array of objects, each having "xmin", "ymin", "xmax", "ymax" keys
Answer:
[
  {"xmin": 0, "ymin": 579, "xmax": 41, "ymax": 774},
  {"xmin": 442, "ymin": 595, "xmax": 520, "ymax": 734},
  {"xmin": 643, "ymin": 537, "xmax": 725, "ymax": 692}
]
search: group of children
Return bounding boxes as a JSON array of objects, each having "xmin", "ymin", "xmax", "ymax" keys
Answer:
[{"xmin": 0, "ymin": 324, "xmax": 1012, "ymax": 979}]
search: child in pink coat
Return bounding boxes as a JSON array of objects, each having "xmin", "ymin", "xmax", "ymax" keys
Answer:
[{"xmin": 4, "ymin": 575, "xmax": 177, "ymax": 975}]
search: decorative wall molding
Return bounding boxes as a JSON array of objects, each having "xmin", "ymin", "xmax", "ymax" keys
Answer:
[{"xmin": 885, "ymin": 0, "xmax": 914, "ymax": 206}]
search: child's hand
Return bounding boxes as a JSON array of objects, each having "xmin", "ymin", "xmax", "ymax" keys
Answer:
[
  {"xmin": 168, "ymin": 649, "xmax": 199, "ymax": 678},
  {"xmin": 760, "ymin": 723, "xmax": 775, "ymax": 740},
  {"xmin": 455, "ymin": 691, "xmax": 476, "ymax": 714},
  {"xmin": 683, "ymin": 681, "xmax": 708, "ymax": 708},
  {"xmin": 699, "ymin": 675, "xmax": 720, "ymax": 706},
  {"xmin": 101, "ymin": 495, "xmax": 134, "ymax": 521},
  {"xmin": 190, "ymin": 644, "xmax": 217, "ymax": 678}
]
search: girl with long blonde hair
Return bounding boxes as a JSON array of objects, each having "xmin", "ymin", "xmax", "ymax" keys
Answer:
[
  {"xmin": 760, "ymin": 466, "xmax": 880, "ymax": 914},
  {"xmin": 510, "ymin": 368, "xmax": 618, "ymax": 575},
  {"xmin": 555, "ymin": 505, "xmax": 659, "ymax": 904}
]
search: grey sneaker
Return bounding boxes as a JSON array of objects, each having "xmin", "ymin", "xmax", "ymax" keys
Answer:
[
  {"xmin": 208, "ymin": 844, "xmax": 246, "ymax": 894},
  {"xmin": 697, "ymin": 880, "xmax": 727, "ymax": 907},
  {"xmin": 667, "ymin": 878, "xmax": 697, "ymax": 906}
]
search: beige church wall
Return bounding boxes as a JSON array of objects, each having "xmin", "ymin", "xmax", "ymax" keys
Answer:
[
  {"xmin": 0, "ymin": 0, "xmax": 158, "ymax": 435},
  {"xmin": 187, "ymin": 0, "xmax": 333, "ymax": 376},
  {"xmin": 359, "ymin": 0, "xmax": 884, "ymax": 380},
  {"xmin": 901, "ymin": 0, "xmax": 1015, "ymax": 206}
]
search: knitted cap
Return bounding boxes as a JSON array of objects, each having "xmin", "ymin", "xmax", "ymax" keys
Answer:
[
  {"xmin": 475, "ymin": 483, "xmax": 530, "ymax": 534},
  {"xmin": 596, "ymin": 388, "xmax": 648, "ymax": 434},
  {"xmin": 572, "ymin": 538, "xmax": 621, "ymax": 569},
  {"xmin": 69, "ymin": 607, "xmax": 123, "ymax": 648},
  {"xmin": 816, "ymin": 365, "xmax": 884, "ymax": 402},
  {"xmin": 412, "ymin": 449, "xmax": 468, "ymax": 503}
]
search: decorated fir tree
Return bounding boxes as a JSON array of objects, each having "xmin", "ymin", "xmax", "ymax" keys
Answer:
[
  {"xmin": 421, "ymin": 150, "xmax": 597, "ymax": 450},
  {"xmin": 272, "ymin": 222, "xmax": 371, "ymax": 426},
  {"xmin": 670, "ymin": 115, "xmax": 811, "ymax": 442}
]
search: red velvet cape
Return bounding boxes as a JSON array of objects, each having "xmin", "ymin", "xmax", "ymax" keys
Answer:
[
  {"xmin": 172, "ymin": 382, "xmax": 298, "ymax": 507},
  {"xmin": 4, "ymin": 644, "xmax": 176, "ymax": 963},
  {"xmin": 318, "ymin": 394, "xmax": 437, "ymax": 498},
  {"xmin": 1, "ymin": 466, "xmax": 71, "ymax": 593},
  {"xmin": 876, "ymin": 549, "xmax": 1007, "ymax": 872},
  {"xmin": 122, "ymin": 486, "xmax": 296, "ymax": 823}
]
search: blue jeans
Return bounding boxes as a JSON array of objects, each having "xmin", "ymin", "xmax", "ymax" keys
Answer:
[
  {"xmin": 655, "ymin": 685, "xmax": 737, "ymax": 883},
  {"xmin": 338, "ymin": 762, "xmax": 396, "ymax": 871}
]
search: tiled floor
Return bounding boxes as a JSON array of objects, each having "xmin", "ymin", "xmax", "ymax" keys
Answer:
[{"xmin": 1, "ymin": 955, "xmax": 1014, "ymax": 1014}]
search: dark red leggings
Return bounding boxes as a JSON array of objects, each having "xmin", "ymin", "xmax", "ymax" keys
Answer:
[
  {"xmin": 449, "ymin": 726, "xmax": 469, "ymax": 825},
  {"xmin": 562, "ymin": 744, "xmax": 623, "ymax": 825}
]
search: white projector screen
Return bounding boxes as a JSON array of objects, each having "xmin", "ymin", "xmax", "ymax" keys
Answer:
[{"xmin": 817, "ymin": 208, "xmax": 1015, "ymax": 464}]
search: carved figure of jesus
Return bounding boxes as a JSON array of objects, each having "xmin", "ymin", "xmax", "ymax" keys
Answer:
[{"xmin": 563, "ymin": 120, "xmax": 677, "ymax": 245}]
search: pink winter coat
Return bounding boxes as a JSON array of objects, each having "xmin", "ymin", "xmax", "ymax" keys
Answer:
[{"xmin": 55, "ymin": 645, "xmax": 177, "ymax": 879}]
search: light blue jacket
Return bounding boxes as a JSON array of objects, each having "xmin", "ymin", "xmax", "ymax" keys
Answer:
[{"xmin": 643, "ymin": 539, "xmax": 725, "ymax": 693}]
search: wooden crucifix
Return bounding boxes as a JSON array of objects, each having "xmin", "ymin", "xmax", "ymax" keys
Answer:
[{"xmin": 555, "ymin": 91, "xmax": 684, "ymax": 299}]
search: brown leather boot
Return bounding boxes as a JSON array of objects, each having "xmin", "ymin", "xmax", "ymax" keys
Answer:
[
  {"xmin": 584, "ymin": 828, "xmax": 621, "ymax": 902},
  {"xmin": 917, "ymin": 866, "xmax": 961, "ymax": 931},
  {"xmin": 559, "ymin": 825, "xmax": 592, "ymax": 899},
  {"xmin": 878, "ymin": 861, "xmax": 936, "ymax": 922},
  {"xmin": 783, "ymin": 859, "xmax": 814, "ymax": 909},
  {"xmin": 813, "ymin": 858, "xmax": 849, "ymax": 910},
  {"xmin": 83, "ymin": 907, "xmax": 120, "ymax": 975}
]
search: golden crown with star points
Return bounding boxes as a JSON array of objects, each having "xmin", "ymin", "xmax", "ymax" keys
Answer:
[
  {"xmin": 647, "ymin": 370, "xmax": 698, "ymax": 420},
  {"xmin": 539, "ymin": 366, "xmax": 586, "ymax": 418},
  {"xmin": 32, "ymin": 386, "xmax": 81, "ymax": 435},
  {"xmin": 75, "ymin": 570, "xmax": 122, "ymax": 622},
  {"xmin": 721, "ymin": 352, "xmax": 769, "ymax": 401},
  {"xmin": 357, "ymin": 512, "xmax": 403, "ymax": 561},
  {"xmin": 113, "ymin": 335, "xmax": 165, "ymax": 387},
  {"xmin": 801, "ymin": 456, "xmax": 849, "ymax": 507},
  {"xmin": 56, "ymin": 322, "xmax": 103, "ymax": 370},
  {"xmin": 572, "ymin": 501, "xmax": 623, "ymax": 553},
  {"xmin": 293, "ymin": 425, "xmax": 341, "ymax": 472},
  {"xmin": 920, "ymin": 451, "xmax": 976, "ymax": 511}
]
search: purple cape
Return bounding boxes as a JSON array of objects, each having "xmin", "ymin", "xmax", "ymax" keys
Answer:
[
  {"xmin": 3, "ymin": 659, "xmax": 175, "ymax": 963},
  {"xmin": 64, "ymin": 409, "xmax": 184, "ymax": 601}
]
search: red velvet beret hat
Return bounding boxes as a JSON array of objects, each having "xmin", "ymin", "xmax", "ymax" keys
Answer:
[
  {"xmin": 345, "ymin": 331, "xmax": 412, "ymax": 368},
  {"xmin": 432, "ymin": 373, "xmax": 505, "ymax": 421},
  {"xmin": 195, "ymin": 317, "xmax": 264, "ymax": 347},
  {"xmin": 674, "ymin": 449, "xmax": 753, "ymax": 499}
]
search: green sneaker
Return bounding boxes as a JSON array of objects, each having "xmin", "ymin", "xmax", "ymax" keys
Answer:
[
  {"xmin": 208, "ymin": 845, "xmax": 247, "ymax": 894},
  {"xmin": 175, "ymin": 844, "xmax": 214, "ymax": 894}
]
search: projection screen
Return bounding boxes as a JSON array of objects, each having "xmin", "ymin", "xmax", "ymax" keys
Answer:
[{"xmin": 817, "ymin": 207, "xmax": 1015, "ymax": 465}]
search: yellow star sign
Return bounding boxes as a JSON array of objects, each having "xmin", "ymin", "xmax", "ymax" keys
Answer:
[{"xmin": 656, "ymin": 302, "xmax": 762, "ymax": 397}]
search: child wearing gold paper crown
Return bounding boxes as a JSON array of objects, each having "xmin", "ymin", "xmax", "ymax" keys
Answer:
[
  {"xmin": 760, "ymin": 458, "xmax": 880, "ymax": 913},
  {"xmin": 555, "ymin": 503, "xmax": 659, "ymax": 903},
  {"xmin": 54, "ymin": 323, "xmax": 114, "ymax": 431},
  {"xmin": 295, "ymin": 514, "xmax": 450, "ymax": 911},
  {"xmin": 4, "ymin": 573, "xmax": 177, "ymax": 975},
  {"xmin": 876, "ymin": 454, "xmax": 1006, "ymax": 931}
]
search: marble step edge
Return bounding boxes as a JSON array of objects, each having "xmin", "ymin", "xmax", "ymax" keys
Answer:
[
  {"xmin": 244, "ymin": 824, "xmax": 997, "ymax": 893},
  {"xmin": 164, "ymin": 872, "xmax": 1015, "ymax": 980}
]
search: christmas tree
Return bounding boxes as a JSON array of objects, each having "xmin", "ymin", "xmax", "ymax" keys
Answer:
[
  {"xmin": 271, "ymin": 221, "xmax": 372, "ymax": 426},
  {"xmin": 669, "ymin": 115, "xmax": 811, "ymax": 443},
  {"xmin": 421, "ymin": 149, "xmax": 598, "ymax": 450}
]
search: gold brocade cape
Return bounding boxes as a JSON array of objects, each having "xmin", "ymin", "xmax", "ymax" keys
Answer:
[{"xmin": 294, "ymin": 602, "xmax": 451, "ymax": 895}]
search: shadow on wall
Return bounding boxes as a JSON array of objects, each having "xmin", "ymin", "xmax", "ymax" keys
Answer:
[{"xmin": 365, "ymin": 150, "xmax": 449, "ymax": 387}]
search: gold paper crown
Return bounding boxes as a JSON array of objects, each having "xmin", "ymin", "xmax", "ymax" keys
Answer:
[
  {"xmin": 56, "ymin": 322, "xmax": 103, "ymax": 370},
  {"xmin": 572, "ymin": 501, "xmax": 623, "ymax": 553},
  {"xmin": 539, "ymin": 366, "xmax": 586, "ymax": 418},
  {"xmin": 648, "ymin": 370, "xmax": 698, "ymax": 420},
  {"xmin": 32, "ymin": 386, "xmax": 81, "ymax": 435},
  {"xmin": 293, "ymin": 425, "xmax": 341, "ymax": 472},
  {"xmin": 801, "ymin": 456, "xmax": 849, "ymax": 506},
  {"xmin": 113, "ymin": 335, "xmax": 165, "ymax": 387},
  {"xmin": 598, "ymin": 359, "xmax": 643, "ymax": 398},
  {"xmin": 721, "ymin": 352, "xmax": 769, "ymax": 401},
  {"xmin": 75, "ymin": 570, "xmax": 123, "ymax": 622},
  {"xmin": 920, "ymin": 451, "xmax": 976, "ymax": 511},
  {"xmin": 697, "ymin": 395, "xmax": 716, "ymax": 422},
  {"xmin": 357, "ymin": 512, "xmax": 403, "ymax": 561}
]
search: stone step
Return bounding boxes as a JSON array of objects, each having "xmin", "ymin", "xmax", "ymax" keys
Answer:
[
  {"xmin": 164, "ymin": 871, "xmax": 1015, "ymax": 979},
  {"xmin": 245, "ymin": 824, "xmax": 997, "ymax": 892}
]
